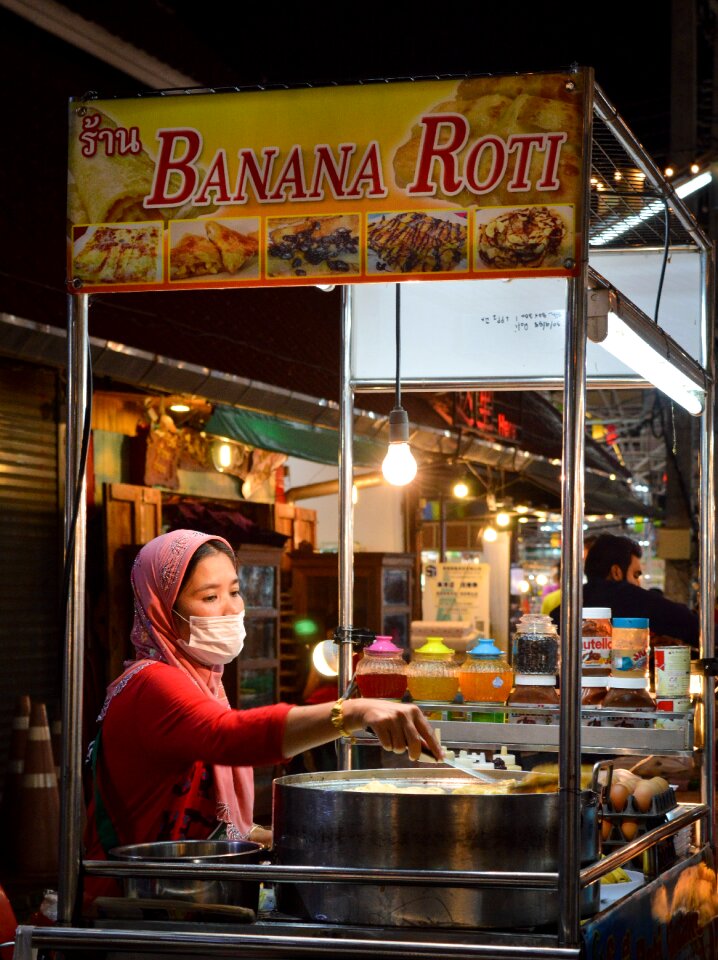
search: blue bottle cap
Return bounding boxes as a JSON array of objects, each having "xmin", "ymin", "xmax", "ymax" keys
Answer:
[{"xmin": 467, "ymin": 638, "xmax": 504, "ymax": 658}]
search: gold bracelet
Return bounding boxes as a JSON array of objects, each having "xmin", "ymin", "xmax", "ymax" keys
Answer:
[{"xmin": 330, "ymin": 697, "xmax": 355, "ymax": 741}]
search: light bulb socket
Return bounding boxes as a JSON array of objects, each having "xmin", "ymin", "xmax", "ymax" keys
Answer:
[{"xmin": 388, "ymin": 406, "xmax": 410, "ymax": 443}]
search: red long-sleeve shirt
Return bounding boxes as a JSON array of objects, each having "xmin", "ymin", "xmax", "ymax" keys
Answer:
[{"xmin": 84, "ymin": 661, "xmax": 291, "ymax": 903}]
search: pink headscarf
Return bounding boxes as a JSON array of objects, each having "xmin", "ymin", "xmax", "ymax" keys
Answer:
[{"xmin": 100, "ymin": 529, "xmax": 254, "ymax": 839}]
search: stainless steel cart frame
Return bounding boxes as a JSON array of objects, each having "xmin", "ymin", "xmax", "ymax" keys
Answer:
[{"xmin": 18, "ymin": 69, "xmax": 713, "ymax": 960}]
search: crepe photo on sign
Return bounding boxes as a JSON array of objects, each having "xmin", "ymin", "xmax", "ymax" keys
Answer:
[
  {"xmin": 72, "ymin": 223, "xmax": 163, "ymax": 284},
  {"xmin": 474, "ymin": 205, "xmax": 573, "ymax": 271},
  {"xmin": 392, "ymin": 74, "xmax": 581, "ymax": 209},
  {"xmin": 266, "ymin": 214, "xmax": 360, "ymax": 279},
  {"xmin": 367, "ymin": 211, "xmax": 468, "ymax": 275},
  {"xmin": 169, "ymin": 218, "xmax": 259, "ymax": 282},
  {"xmin": 69, "ymin": 108, "xmax": 162, "ymax": 225}
]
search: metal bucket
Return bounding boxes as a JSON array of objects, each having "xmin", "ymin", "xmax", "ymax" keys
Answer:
[
  {"xmin": 273, "ymin": 768, "xmax": 600, "ymax": 929},
  {"xmin": 109, "ymin": 839, "xmax": 263, "ymax": 909}
]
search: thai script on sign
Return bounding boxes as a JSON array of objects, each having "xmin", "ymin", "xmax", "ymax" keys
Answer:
[{"xmin": 80, "ymin": 114, "xmax": 142, "ymax": 158}]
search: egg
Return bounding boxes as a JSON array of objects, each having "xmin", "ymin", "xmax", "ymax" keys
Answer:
[
  {"xmin": 621, "ymin": 819, "xmax": 640, "ymax": 841},
  {"xmin": 649, "ymin": 776, "xmax": 670, "ymax": 795},
  {"xmin": 600, "ymin": 818, "xmax": 613, "ymax": 841},
  {"xmin": 609, "ymin": 783, "xmax": 629, "ymax": 812},
  {"xmin": 632, "ymin": 777, "xmax": 665, "ymax": 813}
]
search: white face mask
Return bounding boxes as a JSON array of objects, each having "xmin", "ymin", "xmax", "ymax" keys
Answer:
[{"xmin": 173, "ymin": 610, "xmax": 246, "ymax": 666}]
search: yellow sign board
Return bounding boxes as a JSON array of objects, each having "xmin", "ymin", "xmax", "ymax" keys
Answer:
[{"xmin": 67, "ymin": 71, "xmax": 587, "ymax": 293}]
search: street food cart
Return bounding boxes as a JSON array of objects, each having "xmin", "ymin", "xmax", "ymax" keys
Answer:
[{"xmin": 12, "ymin": 65, "xmax": 716, "ymax": 959}]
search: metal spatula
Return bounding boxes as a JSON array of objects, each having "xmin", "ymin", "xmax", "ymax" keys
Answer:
[{"xmin": 418, "ymin": 751, "xmax": 531, "ymax": 783}]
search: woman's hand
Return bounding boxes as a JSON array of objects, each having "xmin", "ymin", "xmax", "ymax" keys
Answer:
[
  {"xmin": 247, "ymin": 824, "xmax": 273, "ymax": 849},
  {"xmin": 341, "ymin": 699, "xmax": 442, "ymax": 762},
  {"xmin": 282, "ymin": 699, "xmax": 442, "ymax": 762}
]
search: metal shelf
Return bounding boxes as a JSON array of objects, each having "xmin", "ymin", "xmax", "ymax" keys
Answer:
[{"xmin": 352, "ymin": 701, "xmax": 695, "ymax": 756}]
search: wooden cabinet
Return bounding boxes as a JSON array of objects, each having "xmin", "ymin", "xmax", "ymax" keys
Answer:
[
  {"xmin": 103, "ymin": 482, "xmax": 163, "ymax": 682},
  {"xmin": 290, "ymin": 552, "xmax": 415, "ymax": 648}
]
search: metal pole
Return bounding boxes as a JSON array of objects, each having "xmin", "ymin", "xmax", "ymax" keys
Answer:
[
  {"xmin": 557, "ymin": 68, "xmax": 593, "ymax": 949},
  {"xmin": 15, "ymin": 925, "xmax": 582, "ymax": 960},
  {"xmin": 58, "ymin": 292, "xmax": 89, "ymax": 924},
  {"xmin": 698, "ymin": 247, "xmax": 716, "ymax": 849},
  {"xmin": 338, "ymin": 284, "xmax": 355, "ymax": 770}
]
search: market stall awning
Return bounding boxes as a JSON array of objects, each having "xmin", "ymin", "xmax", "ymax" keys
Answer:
[{"xmin": 205, "ymin": 404, "xmax": 385, "ymax": 469}]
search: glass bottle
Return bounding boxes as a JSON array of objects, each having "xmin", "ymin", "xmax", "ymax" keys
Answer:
[
  {"xmin": 459, "ymin": 638, "xmax": 513, "ymax": 703},
  {"xmin": 511, "ymin": 614, "xmax": 559, "ymax": 675},
  {"xmin": 406, "ymin": 637, "xmax": 460, "ymax": 703},
  {"xmin": 355, "ymin": 636, "xmax": 408, "ymax": 699}
]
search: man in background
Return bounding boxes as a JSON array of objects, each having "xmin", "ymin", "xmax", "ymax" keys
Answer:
[{"xmin": 552, "ymin": 533, "xmax": 699, "ymax": 648}]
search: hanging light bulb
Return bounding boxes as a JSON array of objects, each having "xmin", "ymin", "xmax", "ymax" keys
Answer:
[
  {"xmin": 382, "ymin": 284, "xmax": 417, "ymax": 487},
  {"xmin": 453, "ymin": 480, "xmax": 469, "ymax": 498},
  {"xmin": 382, "ymin": 428, "xmax": 418, "ymax": 485},
  {"xmin": 482, "ymin": 525, "xmax": 498, "ymax": 543},
  {"xmin": 496, "ymin": 511, "xmax": 510, "ymax": 527}
]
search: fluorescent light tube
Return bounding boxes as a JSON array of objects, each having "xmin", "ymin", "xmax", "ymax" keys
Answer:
[{"xmin": 592, "ymin": 312, "xmax": 704, "ymax": 415}]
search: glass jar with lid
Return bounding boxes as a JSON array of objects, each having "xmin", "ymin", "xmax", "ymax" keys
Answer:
[
  {"xmin": 611, "ymin": 617, "xmax": 649, "ymax": 680},
  {"xmin": 603, "ymin": 677, "xmax": 655, "ymax": 728},
  {"xmin": 406, "ymin": 637, "xmax": 460, "ymax": 703},
  {"xmin": 355, "ymin": 636, "xmax": 407, "ymax": 699},
  {"xmin": 511, "ymin": 614, "xmax": 559, "ymax": 675},
  {"xmin": 581, "ymin": 607, "xmax": 612, "ymax": 676},
  {"xmin": 506, "ymin": 674, "xmax": 559, "ymax": 724},
  {"xmin": 459, "ymin": 638, "xmax": 513, "ymax": 703},
  {"xmin": 581, "ymin": 676, "xmax": 608, "ymax": 707}
]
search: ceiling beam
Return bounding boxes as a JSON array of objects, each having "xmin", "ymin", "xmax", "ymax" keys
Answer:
[{"xmin": 1, "ymin": 0, "xmax": 197, "ymax": 89}]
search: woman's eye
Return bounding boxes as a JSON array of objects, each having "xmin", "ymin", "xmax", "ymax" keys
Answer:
[{"xmin": 203, "ymin": 594, "xmax": 218, "ymax": 603}]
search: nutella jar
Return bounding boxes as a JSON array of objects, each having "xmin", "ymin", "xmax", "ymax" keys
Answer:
[
  {"xmin": 603, "ymin": 677, "xmax": 655, "ymax": 728},
  {"xmin": 507, "ymin": 674, "xmax": 559, "ymax": 725},
  {"xmin": 581, "ymin": 607, "xmax": 612, "ymax": 676},
  {"xmin": 581, "ymin": 676, "xmax": 608, "ymax": 707}
]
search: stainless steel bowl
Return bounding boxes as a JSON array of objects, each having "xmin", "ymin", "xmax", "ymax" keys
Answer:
[
  {"xmin": 109, "ymin": 839, "xmax": 262, "ymax": 909},
  {"xmin": 274, "ymin": 768, "xmax": 600, "ymax": 929}
]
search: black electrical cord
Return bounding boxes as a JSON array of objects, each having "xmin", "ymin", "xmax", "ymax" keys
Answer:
[
  {"xmin": 654, "ymin": 198, "xmax": 670, "ymax": 324},
  {"xmin": 61, "ymin": 343, "xmax": 94, "ymax": 621},
  {"xmin": 395, "ymin": 283, "xmax": 401, "ymax": 408}
]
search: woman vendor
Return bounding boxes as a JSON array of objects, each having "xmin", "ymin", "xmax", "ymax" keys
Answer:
[{"xmin": 84, "ymin": 530, "xmax": 440, "ymax": 901}]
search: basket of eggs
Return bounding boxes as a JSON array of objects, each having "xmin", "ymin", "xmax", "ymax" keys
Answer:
[{"xmin": 596, "ymin": 767, "xmax": 679, "ymax": 872}]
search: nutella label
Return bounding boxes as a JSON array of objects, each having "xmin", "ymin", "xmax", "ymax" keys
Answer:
[{"xmin": 581, "ymin": 634, "xmax": 611, "ymax": 668}]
